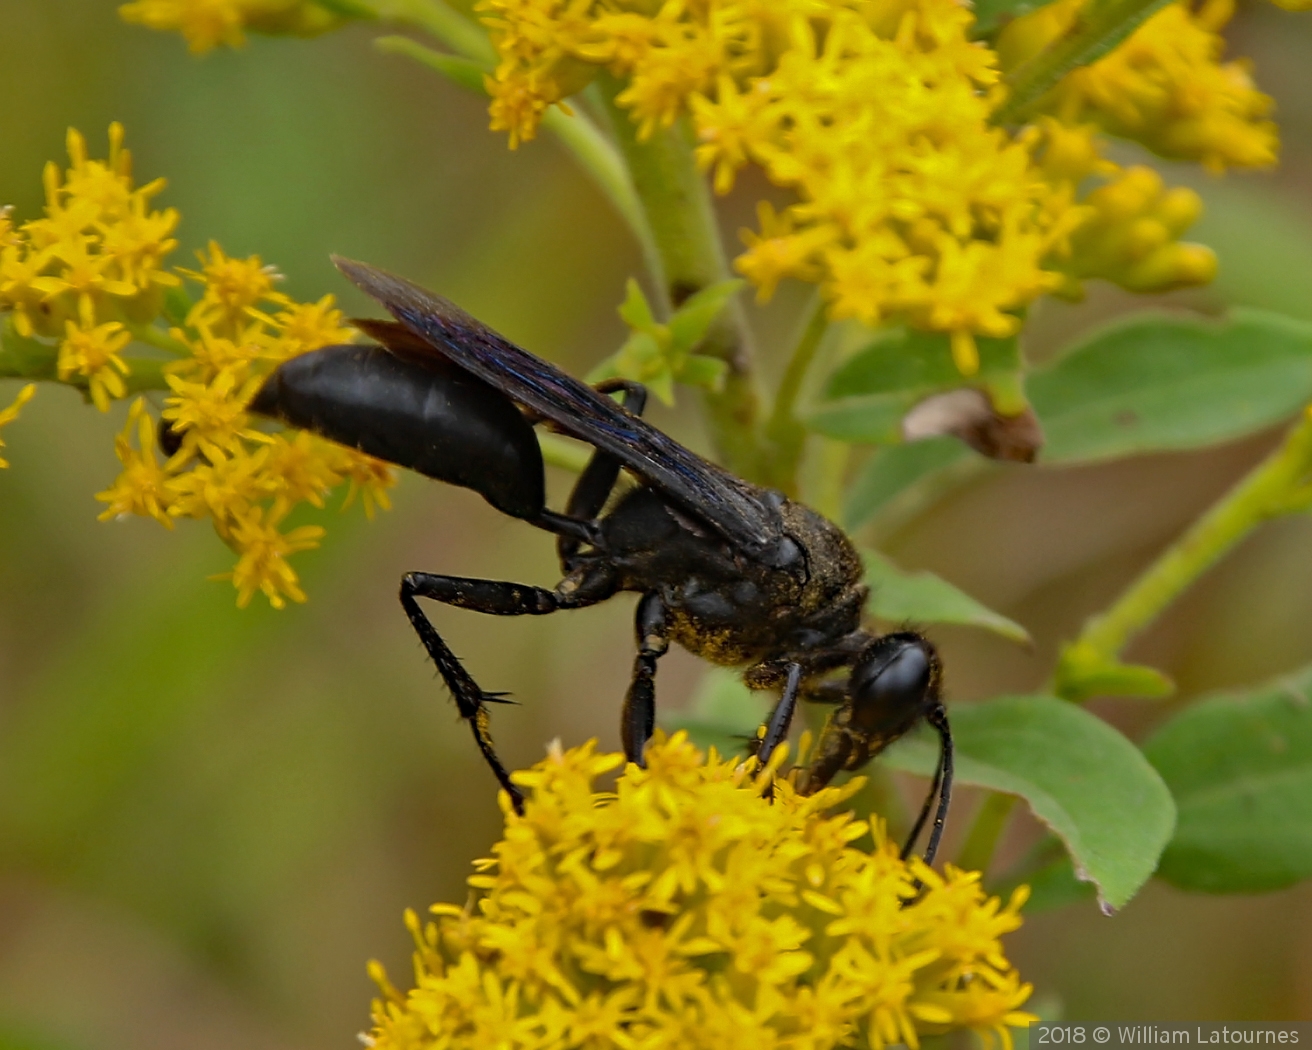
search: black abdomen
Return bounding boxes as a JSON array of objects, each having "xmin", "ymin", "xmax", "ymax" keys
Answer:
[{"xmin": 250, "ymin": 344, "xmax": 545, "ymax": 519}]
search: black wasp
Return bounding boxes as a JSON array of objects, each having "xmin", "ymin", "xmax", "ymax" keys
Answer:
[{"xmin": 251, "ymin": 258, "xmax": 954, "ymax": 863}]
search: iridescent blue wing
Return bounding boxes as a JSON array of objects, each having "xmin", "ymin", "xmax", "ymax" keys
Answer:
[{"xmin": 333, "ymin": 257, "xmax": 786, "ymax": 560}]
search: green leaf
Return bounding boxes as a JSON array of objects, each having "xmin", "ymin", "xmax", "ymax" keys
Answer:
[
  {"xmin": 862, "ymin": 550, "xmax": 1030, "ymax": 644},
  {"xmin": 883, "ymin": 694, "xmax": 1177, "ymax": 911},
  {"xmin": 618, "ymin": 278, "xmax": 657, "ymax": 332},
  {"xmin": 589, "ymin": 280, "xmax": 739, "ymax": 406},
  {"xmin": 843, "ymin": 437, "xmax": 972, "ymax": 532},
  {"xmin": 995, "ymin": 847, "xmax": 1099, "ymax": 912},
  {"xmin": 1143, "ymin": 666, "xmax": 1312, "ymax": 893},
  {"xmin": 805, "ymin": 328, "xmax": 1023, "ymax": 444},
  {"xmin": 1031, "ymin": 310, "xmax": 1312, "ymax": 465},
  {"xmin": 972, "ymin": 0, "xmax": 1065, "ymax": 36},
  {"xmin": 678, "ymin": 354, "xmax": 729, "ymax": 391},
  {"xmin": 994, "ymin": 0, "xmax": 1174, "ymax": 124},
  {"xmin": 666, "ymin": 279, "xmax": 744, "ymax": 351}
]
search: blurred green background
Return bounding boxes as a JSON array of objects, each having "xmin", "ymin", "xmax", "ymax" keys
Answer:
[{"xmin": 1, "ymin": 2, "xmax": 1310, "ymax": 1045}]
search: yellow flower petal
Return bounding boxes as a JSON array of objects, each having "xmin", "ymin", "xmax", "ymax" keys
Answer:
[{"xmin": 365, "ymin": 733, "xmax": 1032, "ymax": 1050}]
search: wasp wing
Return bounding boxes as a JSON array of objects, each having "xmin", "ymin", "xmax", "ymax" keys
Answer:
[{"xmin": 333, "ymin": 256, "xmax": 786, "ymax": 560}]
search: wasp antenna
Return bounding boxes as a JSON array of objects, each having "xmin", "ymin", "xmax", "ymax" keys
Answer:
[
  {"xmin": 921, "ymin": 705, "xmax": 954, "ymax": 867},
  {"xmin": 900, "ymin": 745, "xmax": 946, "ymax": 862}
]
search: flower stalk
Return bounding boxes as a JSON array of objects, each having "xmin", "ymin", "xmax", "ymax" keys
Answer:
[
  {"xmin": 1054, "ymin": 407, "xmax": 1312, "ymax": 700},
  {"xmin": 356, "ymin": 0, "xmax": 496, "ymax": 63},
  {"xmin": 595, "ymin": 76, "xmax": 766, "ymax": 481},
  {"xmin": 371, "ymin": 38, "xmax": 661, "ymax": 280},
  {"xmin": 964, "ymin": 407, "xmax": 1312, "ymax": 882},
  {"xmin": 764, "ymin": 295, "xmax": 830, "ymax": 496},
  {"xmin": 1, "ymin": 322, "xmax": 167, "ymax": 393}
]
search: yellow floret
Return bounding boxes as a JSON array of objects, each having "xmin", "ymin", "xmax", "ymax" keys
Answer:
[
  {"xmin": 999, "ymin": 0, "xmax": 1278, "ymax": 172},
  {"xmin": 367, "ymin": 733, "xmax": 1035, "ymax": 1050},
  {"xmin": 119, "ymin": 0, "xmax": 341, "ymax": 53},
  {"xmin": 0, "ymin": 383, "xmax": 37, "ymax": 470}
]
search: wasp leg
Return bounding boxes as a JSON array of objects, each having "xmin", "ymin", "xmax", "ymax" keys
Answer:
[
  {"xmin": 801, "ymin": 678, "xmax": 847, "ymax": 704},
  {"xmin": 557, "ymin": 379, "xmax": 648, "ymax": 567},
  {"xmin": 622, "ymin": 591, "xmax": 668, "ymax": 766},
  {"xmin": 400, "ymin": 571, "xmax": 611, "ymax": 814},
  {"xmin": 755, "ymin": 662, "xmax": 804, "ymax": 769}
]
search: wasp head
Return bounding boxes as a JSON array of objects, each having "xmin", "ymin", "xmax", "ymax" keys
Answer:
[{"xmin": 801, "ymin": 631, "xmax": 943, "ymax": 793}]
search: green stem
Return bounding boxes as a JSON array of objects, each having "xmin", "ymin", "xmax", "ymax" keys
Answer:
[
  {"xmin": 993, "ymin": 0, "xmax": 1172, "ymax": 125},
  {"xmin": 956, "ymin": 793, "xmax": 1017, "ymax": 876},
  {"xmin": 1054, "ymin": 410, "xmax": 1312, "ymax": 698},
  {"xmin": 762, "ymin": 294, "xmax": 829, "ymax": 495},
  {"xmin": 373, "ymin": 38, "xmax": 660, "ymax": 293},
  {"xmin": 127, "ymin": 323, "xmax": 192, "ymax": 358},
  {"xmin": 538, "ymin": 432, "xmax": 590, "ymax": 475},
  {"xmin": 0, "ymin": 323, "xmax": 52, "ymax": 380},
  {"xmin": 809, "ymin": 440, "xmax": 850, "ymax": 524},
  {"xmin": 594, "ymin": 75, "xmax": 765, "ymax": 480},
  {"xmin": 2, "ymin": 320, "xmax": 171, "ymax": 395},
  {"xmin": 966, "ymin": 412, "xmax": 1312, "ymax": 877},
  {"xmin": 0, "ymin": 356, "xmax": 169, "ymax": 397},
  {"xmin": 539, "ymin": 109, "xmax": 662, "ymax": 286},
  {"xmin": 369, "ymin": 0, "xmax": 496, "ymax": 63}
]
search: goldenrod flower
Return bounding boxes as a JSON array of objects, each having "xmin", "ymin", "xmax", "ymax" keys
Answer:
[
  {"xmin": 222, "ymin": 509, "xmax": 325, "ymax": 608},
  {"xmin": 1049, "ymin": 161, "xmax": 1217, "ymax": 298},
  {"xmin": 473, "ymin": 0, "xmax": 1224, "ymax": 374},
  {"xmin": 119, "ymin": 0, "xmax": 342, "ymax": 53},
  {"xmin": 0, "ymin": 384, "xmax": 36, "ymax": 470},
  {"xmin": 58, "ymin": 300, "xmax": 133, "ymax": 411},
  {"xmin": 0, "ymin": 124, "xmax": 178, "ymax": 340},
  {"xmin": 1, "ymin": 126, "xmax": 394, "ymax": 607},
  {"xmin": 163, "ymin": 367, "xmax": 269, "ymax": 462},
  {"xmin": 367, "ymin": 734, "xmax": 1035, "ymax": 1050},
  {"xmin": 90, "ymin": 245, "xmax": 396, "ymax": 606},
  {"xmin": 183, "ymin": 241, "xmax": 288, "ymax": 329},
  {"xmin": 96, "ymin": 398, "xmax": 174, "ymax": 524},
  {"xmin": 1000, "ymin": 0, "xmax": 1278, "ymax": 172}
]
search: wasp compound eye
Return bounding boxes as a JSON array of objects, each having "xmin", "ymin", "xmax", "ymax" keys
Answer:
[{"xmin": 848, "ymin": 633, "xmax": 936, "ymax": 736}]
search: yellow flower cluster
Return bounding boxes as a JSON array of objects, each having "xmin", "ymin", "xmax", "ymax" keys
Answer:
[
  {"xmin": 1051, "ymin": 162, "xmax": 1217, "ymax": 298},
  {"xmin": 475, "ymin": 0, "xmax": 1234, "ymax": 373},
  {"xmin": 367, "ymin": 734, "xmax": 1035, "ymax": 1050},
  {"xmin": 119, "ymin": 0, "xmax": 340, "ymax": 53},
  {"xmin": 99, "ymin": 243, "xmax": 395, "ymax": 608},
  {"xmin": 0, "ymin": 127, "xmax": 395, "ymax": 608},
  {"xmin": 0, "ymin": 125, "xmax": 179, "ymax": 410},
  {"xmin": 999, "ymin": 0, "xmax": 1278, "ymax": 172}
]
